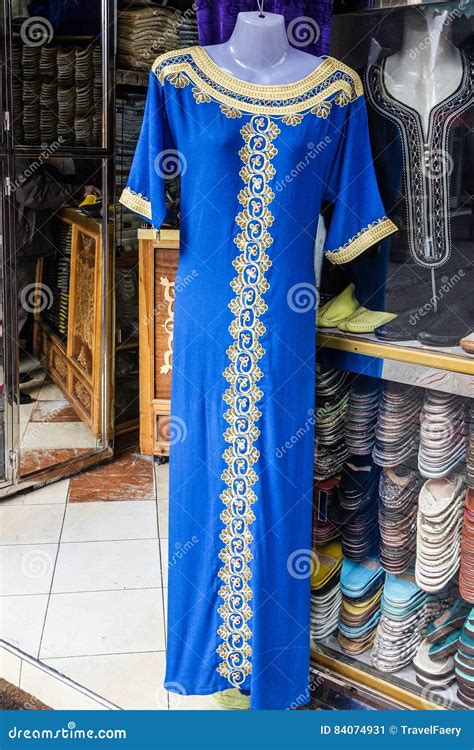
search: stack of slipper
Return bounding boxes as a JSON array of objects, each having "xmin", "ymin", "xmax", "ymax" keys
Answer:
[
  {"xmin": 373, "ymin": 383, "xmax": 422, "ymax": 467},
  {"xmin": 314, "ymin": 367, "xmax": 351, "ymax": 480},
  {"xmin": 418, "ymin": 391, "xmax": 468, "ymax": 479},
  {"xmin": 329, "ymin": 456, "xmax": 381, "ymax": 561},
  {"xmin": 310, "ymin": 540, "xmax": 343, "ymax": 641},
  {"xmin": 413, "ymin": 639, "xmax": 456, "ymax": 690},
  {"xmin": 344, "ymin": 377, "xmax": 382, "ymax": 456},
  {"xmin": 455, "ymin": 607, "xmax": 474, "ymax": 707},
  {"xmin": 415, "ymin": 476, "xmax": 466, "ymax": 592},
  {"xmin": 317, "ymin": 283, "xmax": 396, "ymax": 334},
  {"xmin": 467, "ymin": 403, "xmax": 474, "ymax": 489},
  {"xmin": 371, "ymin": 572, "xmax": 427, "ymax": 673},
  {"xmin": 460, "ymin": 488, "xmax": 474, "ymax": 603},
  {"xmin": 421, "ymin": 597, "xmax": 469, "ymax": 685},
  {"xmin": 313, "ymin": 477, "xmax": 341, "ymax": 547},
  {"xmin": 337, "ymin": 557, "xmax": 385, "ymax": 655},
  {"xmin": 378, "ymin": 466, "xmax": 423, "ymax": 574},
  {"xmin": 425, "ymin": 585, "xmax": 457, "ymax": 627}
]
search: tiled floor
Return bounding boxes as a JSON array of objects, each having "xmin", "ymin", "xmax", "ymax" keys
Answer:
[
  {"xmin": 19, "ymin": 358, "xmax": 98, "ymax": 476},
  {"xmin": 0, "ymin": 454, "xmax": 223, "ymax": 710}
]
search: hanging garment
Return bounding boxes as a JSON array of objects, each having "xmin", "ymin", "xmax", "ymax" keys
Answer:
[
  {"xmin": 354, "ymin": 51, "xmax": 474, "ymax": 317},
  {"xmin": 120, "ymin": 46, "xmax": 395, "ymax": 710},
  {"xmin": 195, "ymin": 1, "xmax": 333, "ymax": 57}
]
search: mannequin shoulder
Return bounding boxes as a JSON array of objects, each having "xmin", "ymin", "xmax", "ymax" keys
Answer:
[{"xmin": 325, "ymin": 56, "xmax": 364, "ymax": 98}]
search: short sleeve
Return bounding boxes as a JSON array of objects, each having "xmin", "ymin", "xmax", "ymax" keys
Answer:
[
  {"xmin": 323, "ymin": 94, "xmax": 397, "ymax": 265},
  {"xmin": 119, "ymin": 71, "xmax": 174, "ymax": 230}
]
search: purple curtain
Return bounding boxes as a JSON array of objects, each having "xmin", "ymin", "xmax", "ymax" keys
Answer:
[{"xmin": 195, "ymin": 0, "xmax": 333, "ymax": 57}]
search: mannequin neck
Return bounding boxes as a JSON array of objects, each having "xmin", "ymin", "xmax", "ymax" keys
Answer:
[
  {"xmin": 398, "ymin": 9, "xmax": 458, "ymax": 72},
  {"xmin": 226, "ymin": 12, "xmax": 290, "ymax": 71}
]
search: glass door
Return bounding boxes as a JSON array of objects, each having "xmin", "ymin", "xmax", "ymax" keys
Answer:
[{"xmin": 0, "ymin": 0, "xmax": 115, "ymax": 496}]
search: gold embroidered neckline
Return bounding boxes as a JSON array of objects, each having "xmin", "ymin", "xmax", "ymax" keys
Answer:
[
  {"xmin": 192, "ymin": 46, "xmax": 335, "ymax": 99},
  {"xmin": 153, "ymin": 47, "xmax": 363, "ymax": 118}
]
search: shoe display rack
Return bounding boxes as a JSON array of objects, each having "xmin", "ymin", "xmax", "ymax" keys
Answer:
[{"xmin": 32, "ymin": 208, "xmax": 113, "ymax": 436}]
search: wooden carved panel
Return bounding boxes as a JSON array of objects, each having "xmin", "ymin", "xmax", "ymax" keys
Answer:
[
  {"xmin": 70, "ymin": 229, "xmax": 96, "ymax": 379},
  {"xmin": 153, "ymin": 247, "xmax": 178, "ymax": 401}
]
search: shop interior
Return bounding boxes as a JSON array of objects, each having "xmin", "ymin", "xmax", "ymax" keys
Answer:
[{"xmin": 0, "ymin": 0, "xmax": 473, "ymax": 712}]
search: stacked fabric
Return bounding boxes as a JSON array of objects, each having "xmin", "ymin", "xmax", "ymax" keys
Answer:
[
  {"xmin": 117, "ymin": 5, "xmax": 180, "ymax": 71},
  {"xmin": 312, "ymin": 476, "xmax": 341, "ymax": 547},
  {"xmin": 468, "ymin": 403, "xmax": 474, "ymax": 489},
  {"xmin": 12, "ymin": 41, "xmax": 24, "ymax": 142},
  {"xmin": 371, "ymin": 572, "xmax": 426, "ymax": 673},
  {"xmin": 418, "ymin": 391, "xmax": 467, "ymax": 478},
  {"xmin": 330, "ymin": 456, "xmax": 380, "ymax": 561},
  {"xmin": 310, "ymin": 540, "xmax": 342, "ymax": 641},
  {"xmin": 415, "ymin": 476, "xmax": 466, "ymax": 592},
  {"xmin": 177, "ymin": 14, "xmax": 198, "ymax": 48},
  {"xmin": 338, "ymin": 557, "xmax": 385, "ymax": 655},
  {"xmin": 344, "ymin": 377, "xmax": 381, "ymax": 456},
  {"xmin": 378, "ymin": 466, "xmax": 423, "ymax": 574},
  {"xmin": 373, "ymin": 383, "xmax": 422, "ymax": 467},
  {"xmin": 314, "ymin": 368, "xmax": 350, "ymax": 480},
  {"xmin": 18, "ymin": 40, "xmax": 101, "ymax": 146},
  {"xmin": 22, "ymin": 45, "xmax": 41, "ymax": 144},
  {"xmin": 460, "ymin": 488, "xmax": 474, "ymax": 603},
  {"xmin": 455, "ymin": 608, "xmax": 474, "ymax": 706}
]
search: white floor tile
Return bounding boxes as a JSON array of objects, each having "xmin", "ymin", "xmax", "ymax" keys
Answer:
[
  {"xmin": 0, "ymin": 544, "xmax": 58, "ymax": 596},
  {"xmin": 19, "ymin": 402, "xmax": 35, "ymax": 424},
  {"xmin": 61, "ymin": 501, "xmax": 157, "ymax": 543},
  {"xmin": 29, "ymin": 381, "xmax": 64, "ymax": 401},
  {"xmin": 44, "ymin": 652, "xmax": 167, "ymax": 710},
  {"xmin": 21, "ymin": 422, "xmax": 97, "ymax": 450},
  {"xmin": 0, "ymin": 505, "xmax": 64, "ymax": 545},
  {"xmin": 0, "ymin": 646, "xmax": 22, "ymax": 685},
  {"xmin": 20, "ymin": 661, "xmax": 109, "ymax": 710},
  {"xmin": 40, "ymin": 589, "xmax": 165, "ymax": 658},
  {"xmin": 23, "ymin": 479, "xmax": 70, "ymax": 505},
  {"xmin": 0, "ymin": 595, "xmax": 49, "ymax": 657},
  {"xmin": 52, "ymin": 539, "xmax": 161, "ymax": 593},
  {"xmin": 160, "ymin": 539, "xmax": 168, "ymax": 587},
  {"xmin": 155, "ymin": 462, "xmax": 169, "ymax": 537}
]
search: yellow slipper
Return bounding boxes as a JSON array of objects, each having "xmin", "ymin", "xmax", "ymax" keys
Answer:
[
  {"xmin": 311, "ymin": 540, "xmax": 343, "ymax": 589},
  {"xmin": 213, "ymin": 689, "xmax": 250, "ymax": 710},
  {"xmin": 338, "ymin": 307, "xmax": 397, "ymax": 334},
  {"xmin": 317, "ymin": 283, "xmax": 360, "ymax": 328}
]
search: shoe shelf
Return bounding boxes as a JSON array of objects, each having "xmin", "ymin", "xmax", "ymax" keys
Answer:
[
  {"xmin": 318, "ymin": 330, "xmax": 474, "ymax": 398},
  {"xmin": 311, "ymin": 639, "xmax": 465, "ymax": 711}
]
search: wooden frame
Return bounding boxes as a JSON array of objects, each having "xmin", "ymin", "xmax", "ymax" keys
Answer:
[
  {"xmin": 33, "ymin": 208, "xmax": 112, "ymax": 437},
  {"xmin": 138, "ymin": 228, "xmax": 179, "ymax": 456}
]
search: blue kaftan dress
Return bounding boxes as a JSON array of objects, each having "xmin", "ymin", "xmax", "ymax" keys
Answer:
[{"xmin": 120, "ymin": 46, "xmax": 396, "ymax": 710}]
